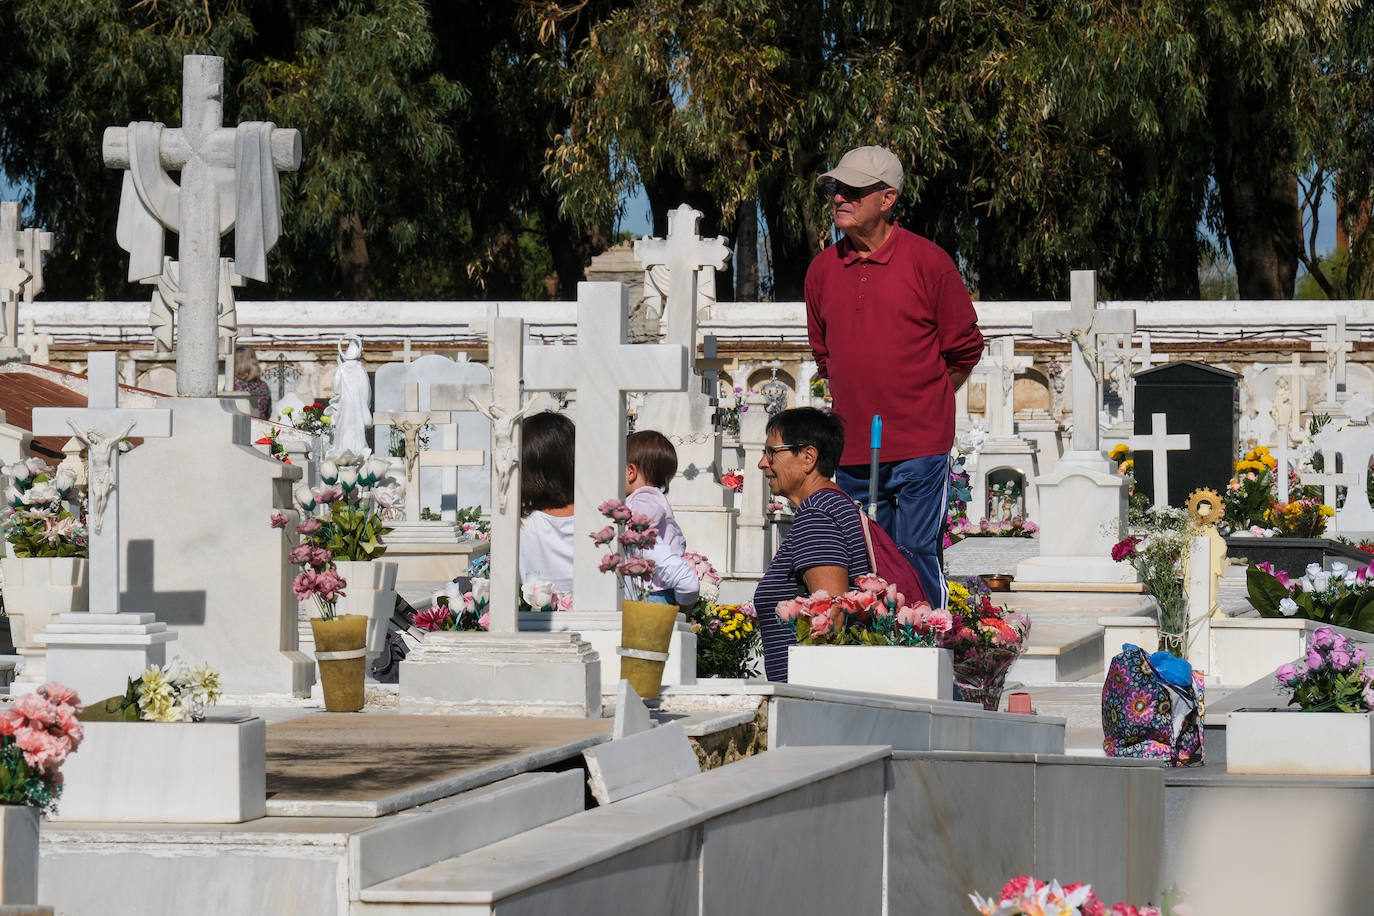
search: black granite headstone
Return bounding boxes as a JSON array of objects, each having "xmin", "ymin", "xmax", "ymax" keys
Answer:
[{"xmin": 1133, "ymin": 360, "xmax": 1239, "ymax": 507}]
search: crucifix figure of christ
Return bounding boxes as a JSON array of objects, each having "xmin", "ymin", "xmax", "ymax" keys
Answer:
[
  {"xmin": 1031, "ymin": 270, "xmax": 1136, "ymax": 454},
  {"xmin": 430, "ymin": 318, "xmax": 545, "ymax": 633},
  {"xmin": 1312, "ymin": 316, "xmax": 1354, "ymax": 405},
  {"xmin": 31, "ymin": 353, "xmax": 172, "ymax": 614},
  {"xmin": 103, "ymin": 54, "xmax": 301, "ymax": 397}
]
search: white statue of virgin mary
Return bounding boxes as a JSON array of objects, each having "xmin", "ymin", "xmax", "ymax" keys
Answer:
[{"xmin": 326, "ymin": 335, "xmax": 372, "ymax": 454}]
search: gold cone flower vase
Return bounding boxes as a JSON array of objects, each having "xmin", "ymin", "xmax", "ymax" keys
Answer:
[
  {"xmin": 310, "ymin": 614, "xmax": 368, "ymax": 712},
  {"xmin": 619, "ymin": 600, "xmax": 679, "ymax": 699}
]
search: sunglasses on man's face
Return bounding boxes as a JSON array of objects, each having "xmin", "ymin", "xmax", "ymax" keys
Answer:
[{"xmin": 822, "ymin": 179, "xmax": 889, "ymax": 201}]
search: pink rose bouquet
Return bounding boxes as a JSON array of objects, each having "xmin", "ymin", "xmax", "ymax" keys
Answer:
[
  {"xmin": 592, "ymin": 498, "xmax": 658, "ymax": 602},
  {"xmin": 1274, "ymin": 624, "xmax": 1374, "ymax": 712},
  {"xmin": 720, "ymin": 470, "xmax": 744, "ymax": 493},
  {"xmin": 0, "ymin": 682, "xmax": 85, "ymax": 814},
  {"xmin": 775, "ymin": 575, "xmax": 942, "ymax": 647}
]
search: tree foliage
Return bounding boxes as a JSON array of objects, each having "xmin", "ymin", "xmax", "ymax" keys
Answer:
[{"xmin": 0, "ymin": 0, "xmax": 1370, "ymax": 302}]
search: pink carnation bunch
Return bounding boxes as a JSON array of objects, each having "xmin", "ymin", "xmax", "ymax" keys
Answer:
[
  {"xmin": 0, "ymin": 681, "xmax": 84, "ymax": 812},
  {"xmin": 775, "ymin": 576, "xmax": 942, "ymax": 647},
  {"xmin": 683, "ymin": 552, "xmax": 722, "ymax": 585},
  {"xmin": 594, "ymin": 497, "xmax": 659, "ymax": 601}
]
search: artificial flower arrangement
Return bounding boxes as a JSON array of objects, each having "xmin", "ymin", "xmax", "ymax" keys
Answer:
[
  {"xmin": 1110, "ymin": 506, "xmax": 1190, "ymax": 655},
  {"xmin": 1221, "ymin": 446, "xmax": 1280, "ymax": 534},
  {"xmin": 682, "ymin": 552, "xmax": 761, "ymax": 678},
  {"xmin": 0, "ymin": 682, "xmax": 84, "ymax": 815},
  {"xmin": 766, "ymin": 498, "xmax": 794, "ymax": 519},
  {"xmin": 2, "ymin": 458, "xmax": 87, "ymax": 558},
  {"xmin": 1266, "ymin": 495, "xmax": 1334, "ymax": 538},
  {"xmin": 414, "ymin": 578, "xmax": 491, "ymax": 632},
  {"xmin": 716, "ymin": 386, "xmax": 762, "ymax": 438},
  {"xmin": 940, "ymin": 577, "xmax": 1031, "ymax": 710},
  {"xmin": 520, "ymin": 579, "xmax": 574, "ymax": 612},
  {"xmin": 1274, "ymin": 624, "xmax": 1374, "ymax": 712},
  {"xmin": 280, "ymin": 401, "xmax": 332, "ymax": 437},
  {"xmin": 83, "ymin": 662, "xmax": 222, "ymax": 723},
  {"xmin": 1107, "ymin": 443, "xmax": 1151, "ymax": 522},
  {"xmin": 1245, "ymin": 560, "xmax": 1374, "ymax": 633},
  {"xmin": 455, "ymin": 505, "xmax": 491, "ymax": 541},
  {"xmin": 254, "ymin": 428, "xmax": 291, "ymax": 464},
  {"xmin": 591, "ymin": 498, "xmax": 658, "ymax": 602},
  {"xmin": 946, "ymin": 515, "xmax": 1040, "ymax": 544},
  {"xmin": 775, "ymin": 574, "xmax": 948, "ymax": 647},
  {"xmin": 970, "ymin": 875, "xmax": 1181, "ymax": 916},
  {"xmin": 942, "ymin": 451, "xmax": 975, "ymax": 547},
  {"xmin": 274, "ymin": 512, "xmax": 347, "ymax": 620},
  {"xmin": 292, "ymin": 450, "xmax": 401, "ymax": 562},
  {"xmin": 720, "ymin": 470, "xmax": 744, "ymax": 494}
]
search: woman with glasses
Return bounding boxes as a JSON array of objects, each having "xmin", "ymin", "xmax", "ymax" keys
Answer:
[{"xmin": 753, "ymin": 407, "xmax": 871, "ymax": 681}]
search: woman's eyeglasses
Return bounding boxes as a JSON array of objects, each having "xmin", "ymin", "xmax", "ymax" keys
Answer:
[{"xmin": 761, "ymin": 444, "xmax": 802, "ymax": 460}]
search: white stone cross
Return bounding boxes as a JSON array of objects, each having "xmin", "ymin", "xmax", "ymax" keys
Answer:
[
  {"xmin": 1031, "ymin": 270, "xmax": 1136, "ymax": 453},
  {"xmin": 373, "ymin": 382, "xmax": 481, "ymax": 522},
  {"xmin": 103, "ymin": 55, "xmax": 301, "ymax": 397},
  {"xmin": 1312, "ymin": 316, "xmax": 1354, "ymax": 404},
  {"xmin": 523, "ymin": 282, "xmax": 688, "ymax": 612},
  {"xmin": 31, "ymin": 353, "xmax": 172, "ymax": 614},
  {"xmin": 977, "ymin": 337, "xmax": 1031, "ymax": 438},
  {"xmin": 1129, "ymin": 412, "xmax": 1191, "ymax": 509},
  {"xmin": 431, "ymin": 317, "xmax": 540, "ymax": 632},
  {"xmin": 1272, "ymin": 438, "xmax": 1293, "ymax": 503},
  {"xmin": 19, "ymin": 318, "xmax": 52, "ymax": 365},
  {"xmin": 1299, "ymin": 453, "xmax": 1358, "ymax": 524},
  {"xmin": 390, "ymin": 340, "xmax": 415, "ymax": 364},
  {"xmin": 1131, "ymin": 332, "xmax": 1169, "ymax": 374},
  {"xmin": 633, "ymin": 204, "xmax": 730, "ymax": 367},
  {"xmin": 0, "ymin": 201, "xmax": 53, "ymax": 354},
  {"xmin": 1312, "ymin": 426, "xmax": 1374, "ymax": 534}
]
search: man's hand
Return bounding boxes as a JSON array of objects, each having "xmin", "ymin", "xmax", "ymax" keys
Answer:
[{"xmin": 948, "ymin": 368, "xmax": 970, "ymax": 392}]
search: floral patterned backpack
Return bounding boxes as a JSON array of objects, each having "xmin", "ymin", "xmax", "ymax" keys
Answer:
[{"xmin": 1102, "ymin": 644, "xmax": 1205, "ymax": 766}]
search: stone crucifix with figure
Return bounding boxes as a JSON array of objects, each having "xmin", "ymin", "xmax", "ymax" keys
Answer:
[
  {"xmin": 1031, "ymin": 270, "xmax": 1136, "ymax": 457},
  {"xmin": 373, "ymin": 381, "xmax": 483, "ymax": 523},
  {"xmin": 103, "ymin": 54, "xmax": 301, "ymax": 397},
  {"xmin": 31, "ymin": 352, "xmax": 175, "ymax": 701},
  {"xmin": 524, "ymin": 282, "xmax": 688, "ymax": 613},
  {"xmin": 430, "ymin": 317, "xmax": 543, "ymax": 633}
]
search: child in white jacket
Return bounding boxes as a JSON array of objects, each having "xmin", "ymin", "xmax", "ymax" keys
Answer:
[{"xmin": 625, "ymin": 430, "xmax": 700, "ymax": 610}]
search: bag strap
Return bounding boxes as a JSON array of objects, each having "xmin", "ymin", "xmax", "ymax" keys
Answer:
[{"xmin": 857, "ymin": 507, "xmax": 878, "ymax": 576}]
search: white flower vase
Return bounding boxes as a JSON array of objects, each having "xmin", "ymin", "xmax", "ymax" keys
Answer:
[
  {"xmin": 1, "ymin": 556, "xmax": 88, "ymax": 687},
  {"xmin": 331, "ymin": 560, "xmax": 399, "ymax": 659}
]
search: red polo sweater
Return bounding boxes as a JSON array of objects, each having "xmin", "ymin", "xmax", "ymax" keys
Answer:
[{"xmin": 805, "ymin": 225, "xmax": 983, "ymax": 467}]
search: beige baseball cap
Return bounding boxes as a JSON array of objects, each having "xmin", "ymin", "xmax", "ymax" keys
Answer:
[{"xmin": 818, "ymin": 146, "xmax": 904, "ymax": 193}]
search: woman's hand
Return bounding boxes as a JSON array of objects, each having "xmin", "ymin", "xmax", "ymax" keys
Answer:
[{"xmin": 802, "ymin": 564, "xmax": 849, "ymax": 596}]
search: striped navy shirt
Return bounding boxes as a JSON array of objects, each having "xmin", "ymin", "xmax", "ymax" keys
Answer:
[{"xmin": 753, "ymin": 487, "xmax": 871, "ymax": 681}]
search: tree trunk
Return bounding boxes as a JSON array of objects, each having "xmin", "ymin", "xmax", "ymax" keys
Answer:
[
  {"xmin": 734, "ymin": 200, "xmax": 758, "ymax": 301},
  {"xmin": 335, "ymin": 211, "xmax": 371, "ymax": 300}
]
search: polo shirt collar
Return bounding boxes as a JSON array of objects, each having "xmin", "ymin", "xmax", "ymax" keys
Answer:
[{"xmin": 837, "ymin": 223, "xmax": 901, "ymax": 266}]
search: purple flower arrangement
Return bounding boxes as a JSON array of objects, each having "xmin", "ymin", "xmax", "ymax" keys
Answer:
[{"xmin": 1274, "ymin": 625, "xmax": 1374, "ymax": 712}]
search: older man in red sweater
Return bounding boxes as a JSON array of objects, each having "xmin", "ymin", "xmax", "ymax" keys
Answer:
[{"xmin": 805, "ymin": 146, "xmax": 984, "ymax": 608}]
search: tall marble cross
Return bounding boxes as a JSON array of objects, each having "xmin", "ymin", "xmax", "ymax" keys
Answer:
[
  {"xmin": 1131, "ymin": 332, "xmax": 1170, "ymax": 374},
  {"xmin": 523, "ymin": 282, "xmax": 688, "ymax": 612},
  {"xmin": 1278, "ymin": 354, "xmax": 1318, "ymax": 441},
  {"xmin": 0, "ymin": 201, "xmax": 53, "ymax": 355},
  {"xmin": 1300, "ymin": 453, "xmax": 1358, "ymax": 529},
  {"xmin": 977, "ymin": 337, "xmax": 1031, "ymax": 438},
  {"xmin": 31, "ymin": 353, "xmax": 172, "ymax": 613},
  {"xmin": 1031, "ymin": 270, "xmax": 1136, "ymax": 453},
  {"xmin": 1312, "ymin": 316, "xmax": 1354, "ymax": 404},
  {"xmin": 103, "ymin": 55, "xmax": 301, "ymax": 397},
  {"xmin": 633, "ymin": 204, "xmax": 730, "ymax": 368},
  {"xmin": 1129, "ymin": 412, "xmax": 1191, "ymax": 509},
  {"xmin": 431, "ymin": 317, "xmax": 539, "ymax": 632}
]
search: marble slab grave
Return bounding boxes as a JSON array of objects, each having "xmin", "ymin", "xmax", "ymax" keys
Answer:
[{"xmin": 264, "ymin": 713, "xmax": 611, "ymax": 816}]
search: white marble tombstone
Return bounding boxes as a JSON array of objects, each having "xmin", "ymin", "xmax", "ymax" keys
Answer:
[
  {"xmin": 968, "ymin": 338, "xmax": 1039, "ymax": 524},
  {"xmin": 1017, "ymin": 271, "xmax": 1135, "ymax": 585},
  {"xmin": 0, "ymin": 202, "xmax": 52, "ymax": 362},
  {"xmin": 375, "ymin": 353, "xmax": 493, "ymax": 520}
]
